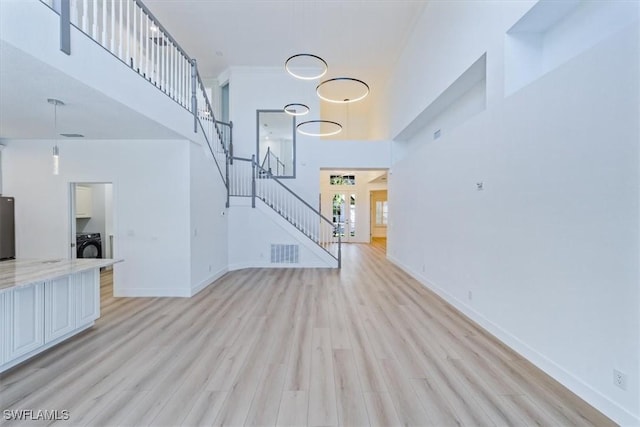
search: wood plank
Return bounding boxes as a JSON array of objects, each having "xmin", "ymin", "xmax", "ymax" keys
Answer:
[
  {"xmin": 307, "ymin": 328, "xmax": 338, "ymax": 426},
  {"xmin": 276, "ymin": 391, "xmax": 308, "ymax": 427},
  {"xmin": 362, "ymin": 392, "xmax": 402, "ymax": 427},
  {"xmin": 333, "ymin": 349, "xmax": 369, "ymax": 427}
]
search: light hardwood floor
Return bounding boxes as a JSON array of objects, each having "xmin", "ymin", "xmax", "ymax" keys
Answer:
[{"xmin": 0, "ymin": 245, "xmax": 614, "ymax": 426}]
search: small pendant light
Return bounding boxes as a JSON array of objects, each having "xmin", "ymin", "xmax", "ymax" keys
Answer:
[{"xmin": 47, "ymin": 98, "xmax": 64, "ymax": 175}]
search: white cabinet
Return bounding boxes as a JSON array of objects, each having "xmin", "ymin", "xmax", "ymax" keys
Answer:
[
  {"xmin": 1, "ymin": 265, "xmax": 105, "ymax": 373},
  {"xmin": 7, "ymin": 283, "xmax": 44, "ymax": 361},
  {"xmin": 76, "ymin": 269, "xmax": 99, "ymax": 326},
  {"xmin": 44, "ymin": 276, "xmax": 76, "ymax": 343},
  {"xmin": 75, "ymin": 185, "xmax": 92, "ymax": 218}
]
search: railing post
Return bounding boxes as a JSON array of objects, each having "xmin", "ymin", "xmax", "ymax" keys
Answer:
[
  {"xmin": 191, "ymin": 59, "xmax": 197, "ymax": 133},
  {"xmin": 60, "ymin": 0, "xmax": 71, "ymax": 55},
  {"xmin": 225, "ymin": 155, "xmax": 230, "ymax": 208},
  {"xmin": 338, "ymin": 234, "xmax": 342, "ymax": 268},
  {"xmin": 229, "ymin": 121, "xmax": 234, "ymax": 164},
  {"xmin": 251, "ymin": 155, "xmax": 256, "ymax": 208}
]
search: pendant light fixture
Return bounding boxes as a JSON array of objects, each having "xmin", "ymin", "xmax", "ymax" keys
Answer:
[
  {"xmin": 297, "ymin": 120, "xmax": 342, "ymax": 137},
  {"xmin": 285, "ymin": 54, "xmax": 328, "ymax": 80},
  {"xmin": 316, "ymin": 77, "xmax": 370, "ymax": 103},
  {"xmin": 284, "ymin": 103, "xmax": 310, "ymax": 116},
  {"xmin": 47, "ymin": 98, "xmax": 64, "ymax": 175}
]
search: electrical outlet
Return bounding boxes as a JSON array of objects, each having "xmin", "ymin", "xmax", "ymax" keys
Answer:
[
  {"xmin": 468, "ymin": 291, "xmax": 473, "ymax": 301},
  {"xmin": 613, "ymin": 369, "xmax": 627, "ymax": 390},
  {"xmin": 421, "ymin": 264, "xmax": 426, "ymax": 273}
]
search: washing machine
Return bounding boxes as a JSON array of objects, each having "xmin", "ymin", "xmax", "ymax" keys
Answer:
[{"xmin": 76, "ymin": 232, "xmax": 102, "ymax": 259}]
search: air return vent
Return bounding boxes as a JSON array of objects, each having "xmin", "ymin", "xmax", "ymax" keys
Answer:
[{"xmin": 271, "ymin": 244, "xmax": 299, "ymax": 264}]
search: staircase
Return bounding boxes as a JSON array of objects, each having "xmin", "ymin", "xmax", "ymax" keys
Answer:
[
  {"xmin": 228, "ymin": 157, "xmax": 342, "ymax": 266},
  {"xmin": 40, "ymin": 0, "xmax": 341, "ymax": 268}
]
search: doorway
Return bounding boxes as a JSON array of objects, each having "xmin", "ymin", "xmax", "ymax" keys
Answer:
[
  {"xmin": 69, "ymin": 182, "xmax": 114, "ymax": 261},
  {"xmin": 320, "ymin": 169, "xmax": 388, "ymax": 246},
  {"xmin": 332, "ymin": 193, "xmax": 357, "ymax": 243},
  {"xmin": 370, "ymin": 190, "xmax": 388, "ymax": 251}
]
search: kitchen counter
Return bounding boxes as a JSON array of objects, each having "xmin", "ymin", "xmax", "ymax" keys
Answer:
[
  {"xmin": 1, "ymin": 257, "xmax": 122, "ymax": 373},
  {"xmin": 0, "ymin": 258, "xmax": 121, "ymax": 293}
]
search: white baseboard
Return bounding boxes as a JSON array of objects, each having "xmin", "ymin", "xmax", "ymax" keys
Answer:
[
  {"xmin": 114, "ymin": 287, "xmax": 191, "ymax": 297},
  {"xmin": 190, "ymin": 267, "xmax": 228, "ymax": 297},
  {"xmin": 386, "ymin": 255, "xmax": 640, "ymax": 426},
  {"xmin": 227, "ymin": 262, "xmax": 335, "ymax": 271}
]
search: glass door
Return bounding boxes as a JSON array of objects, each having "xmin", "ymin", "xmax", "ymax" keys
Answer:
[{"xmin": 332, "ymin": 193, "xmax": 357, "ymax": 242}]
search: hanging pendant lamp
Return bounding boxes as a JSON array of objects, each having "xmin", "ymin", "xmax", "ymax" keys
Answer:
[
  {"xmin": 284, "ymin": 103, "xmax": 310, "ymax": 116},
  {"xmin": 285, "ymin": 54, "xmax": 328, "ymax": 80},
  {"xmin": 297, "ymin": 120, "xmax": 342, "ymax": 137},
  {"xmin": 47, "ymin": 98, "xmax": 65, "ymax": 175},
  {"xmin": 316, "ymin": 77, "xmax": 370, "ymax": 103}
]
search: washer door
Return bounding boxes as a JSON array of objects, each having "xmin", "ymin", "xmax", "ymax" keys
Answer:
[{"xmin": 78, "ymin": 241, "xmax": 102, "ymax": 258}]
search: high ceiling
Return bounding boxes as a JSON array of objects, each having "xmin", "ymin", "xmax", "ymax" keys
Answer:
[
  {"xmin": 144, "ymin": 0, "xmax": 427, "ymax": 86},
  {"xmin": 0, "ymin": 1, "xmax": 428, "ymax": 142}
]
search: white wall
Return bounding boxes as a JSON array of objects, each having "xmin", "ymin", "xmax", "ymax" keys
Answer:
[
  {"xmin": 387, "ymin": 2, "xmax": 639, "ymax": 424},
  {"xmin": 189, "ymin": 142, "xmax": 229, "ymax": 295},
  {"xmin": 2, "ymin": 139, "xmax": 193, "ymax": 297}
]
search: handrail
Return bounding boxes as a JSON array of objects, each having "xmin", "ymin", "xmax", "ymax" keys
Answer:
[
  {"xmin": 133, "ymin": 0, "xmax": 192, "ymax": 61},
  {"xmin": 253, "ymin": 160, "xmax": 336, "ymax": 228},
  {"xmin": 197, "ymin": 117, "xmax": 225, "ymax": 184}
]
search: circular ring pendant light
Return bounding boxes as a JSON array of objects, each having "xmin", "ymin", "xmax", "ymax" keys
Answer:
[
  {"xmin": 297, "ymin": 120, "xmax": 342, "ymax": 137},
  {"xmin": 285, "ymin": 54, "xmax": 328, "ymax": 80},
  {"xmin": 316, "ymin": 77, "xmax": 370, "ymax": 103},
  {"xmin": 284, "ymin": 103, "xmax": 310, "ymax": 116}
]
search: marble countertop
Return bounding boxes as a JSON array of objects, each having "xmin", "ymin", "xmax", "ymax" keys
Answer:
[{"xmin": 0, "ymin": 258, "xmax": 122, "ymax": 292}]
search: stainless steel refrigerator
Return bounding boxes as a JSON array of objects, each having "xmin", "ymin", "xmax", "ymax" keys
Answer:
[{"xmin": 0, "ymin": 196, "xmax": 15, "ymax": 260}]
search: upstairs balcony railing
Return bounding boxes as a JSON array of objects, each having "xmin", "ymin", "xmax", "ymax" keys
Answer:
[{"xmin": 40, "ymin": 0, "xmax": 231, "ymax": 183}]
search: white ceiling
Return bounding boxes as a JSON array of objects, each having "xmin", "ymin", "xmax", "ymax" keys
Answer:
[{"xmin": 144, "ymin": 0, "xmax": 427, "ymax": 85}]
